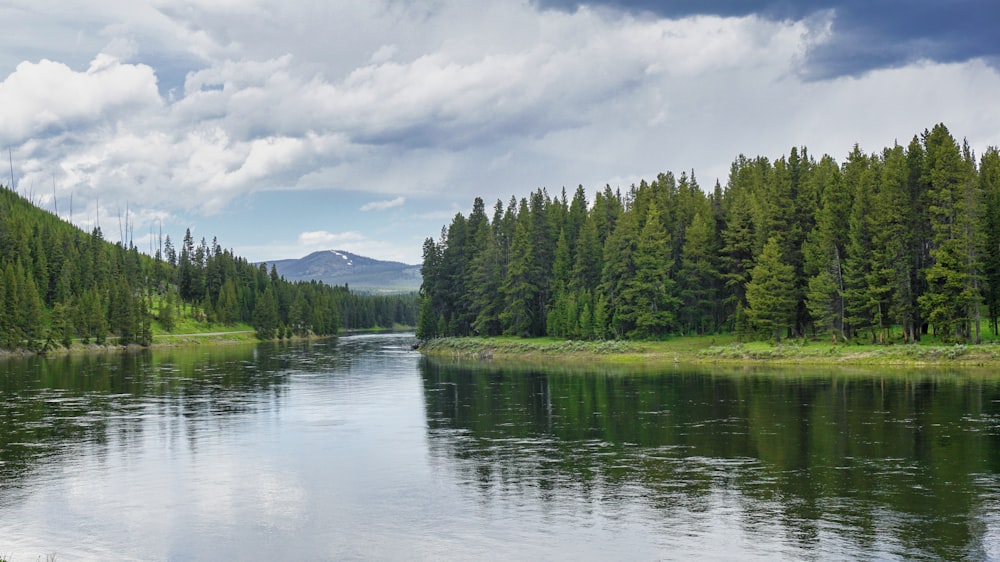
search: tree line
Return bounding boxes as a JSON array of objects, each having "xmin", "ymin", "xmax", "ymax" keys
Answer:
[
  {"xmin": 0, "ymin": 184, "xmax": 417, "ymax": 352},
  {"xmin": 418, "ymin": 123, "xmax": 1000, "ymax": 343}
]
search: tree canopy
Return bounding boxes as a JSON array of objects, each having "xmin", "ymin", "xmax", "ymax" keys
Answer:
[
  {"xmin": 0, "ymin": 186, "xmax": 417, "ymax": 352},
  {"xmin": 419, "ymin": 124, "xmax": 997, "ymax": 344}
]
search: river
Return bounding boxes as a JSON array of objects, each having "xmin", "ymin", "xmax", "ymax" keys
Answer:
[{"xmin": 1, "ymin": 333, "xmax": 999, "ymax": 560}]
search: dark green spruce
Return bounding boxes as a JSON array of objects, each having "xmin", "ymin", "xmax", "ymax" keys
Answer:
[{"xmin": 418, "ymin": 123, "xmax": 999, "ymax": 344}]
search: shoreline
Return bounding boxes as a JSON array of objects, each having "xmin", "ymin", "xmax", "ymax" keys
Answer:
[
  {"xmin": 418, "ymin": 336, "xmax": 1000, "ymax": 368},
  {"xmin": 0, "ymin": 332, "xmax": 306, "ymax": 361},
  {"xmin": 0, "ymin": 326, "xmax": 418, "ymax": 361}
]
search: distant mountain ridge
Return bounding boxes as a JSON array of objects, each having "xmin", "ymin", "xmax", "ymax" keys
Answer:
[{"xmin": 265, "ymin": 250, "xmax": 421, "ymax": 291}]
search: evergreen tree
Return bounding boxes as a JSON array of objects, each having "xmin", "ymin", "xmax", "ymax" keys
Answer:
[
  {"xmin": 599, "ymin": 205, "xmax": 639, "ymax": 338},
  {"xmin": 17, "ymin": 260, "xmax": 44, "ymax": 350},
  {"xmin": 500, "ymin": 203, "xmax": 538, "ymax": 337},
  {"xmin": 720, "ymin": 171, "xmax": 755, "ymax": 325},
  {"xmin": 159, "ymin": 290, "xmax": 176, "ymax": 332},
  {"xmin": 417, "ymin": 237, "xmax": 443, "ymax": 339},
  {"xmin": 253, "ymin": 283, "xmax": 280, "ymax": 340},
  {"xmin": 467, "ymin": 200, "xmax": 504, "ymax": 336},
  {"xmin": 624, "ymin": 203, "xmax": 678, "ymax": 338},
  {"xmin": 918, "ymin": 124, "xmax": 982, "ymax": 341},
  {"xmin": 109, "ymin": 275, "xmax": 136, "ymax": 344},
  {"xmin": 289, "ymin": 289, "xmax": 309, "ymax": 335},
  {"xmin": 981, "ymin": 147, "xmax": 1000, "ymax": 335},
  {"xmin": 571, "ymin": 215, "xmax": 602, "ymax": 293},
  {"xmin": 803, "ymin": 155, "xmax": 848, "ymax": 340},
  {"xmin": 841, "ymin": 146, "xmax": 876, "ymax": 340},
  {"xmin": 867, "ymin": 145, "xmax": 915, "ymax": 342},
  {"xmin": 906, "ymin": 135, "xmax": 931, "ymax": 338},
  {"xmin": 216, "ymin": 279, "xmax": 239, "ymax": 325},
  {"xmin": 416, "ymin": 294, "xmax": 438, "ymax": 340},
  {"xmin": 50, "ymin": 302, "xmax": 73, "ymax": 348},
  {"xmin": 746, "ymin": 237, "xmax": 797, "ymax": 341},
  {"xmin": 678, "ymin": 211, "xmax": 722, "ymax": 334}
]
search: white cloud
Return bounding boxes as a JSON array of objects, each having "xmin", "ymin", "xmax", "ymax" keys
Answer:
[
  {"xmin": 298, "ymin": 230, "xmax": 365, "ymax": 247},
  {"xmin": 360, "ymin": 197, "xmax": 405, "ymax": 212},
  {"xmin": 0, "ymin": 0, "xmax": 997, "ymax": 263},
  {"xmin": 0, "ymin": 54, "xmax": 160, "ymax": 145}
]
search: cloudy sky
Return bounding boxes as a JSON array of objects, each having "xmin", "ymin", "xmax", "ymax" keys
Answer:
[{"xmin": 1, "ymin": 0, "xmax": 998, "ymax": 265}]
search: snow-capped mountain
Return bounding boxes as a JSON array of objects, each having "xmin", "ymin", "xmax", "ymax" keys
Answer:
[{"xmin": 264, "ymin": 250, "xmax": 421, "ymax": 292}]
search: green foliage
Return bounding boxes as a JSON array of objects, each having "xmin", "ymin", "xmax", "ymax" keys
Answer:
[
  {"xmin": 252, "ymin": 284, "xmax": 279, "ymax": 340},
  {"xmin": 678, "ymin": 210, "xmax": 722, "ymax": 334},
  {"xmin": 418, "ymin": 123, "xmax": 996, "ymax": 346},
  {"xmin": 981, "ymin": 147, "xmax": 1000, "ymax": 335},
  {"xmin": 618, "ymin": 202, "xmax": 679, "ymax": 338},
  {"xmin": 746, "ymin": 237, "xmax": 797, "ymax": 341},
  {"xmin": 0, "ymin": 184, "xmax": 413, "ymax": 351}
]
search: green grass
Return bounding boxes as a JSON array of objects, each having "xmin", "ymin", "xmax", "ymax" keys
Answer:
[
  {"xmin": 420, "ymin": 335, "xmax": 1000, "ymax": 367},
  {"xmin": 151, "ymin": 315, "xmax": 253, "ymax": 337}
]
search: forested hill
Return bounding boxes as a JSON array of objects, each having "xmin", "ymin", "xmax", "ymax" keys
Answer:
[
  {"xmin": 0, "ymin": 185, "xmax": 416, "ymax": 352},
  {"xmin": 418, "ymin": 123, "xmax": 1000, "ymax": 344}
]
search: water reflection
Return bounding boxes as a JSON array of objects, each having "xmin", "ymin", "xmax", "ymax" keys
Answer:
[
  {"xmin": 421, "ymin": 358, "xmax": 1000, "ymax": 560},
  {"xmin": 0, "ymin": 334, "xmax": 441, "ymax": 561},
  {"xmin": 6, "ymin": 336, "xmax": 1000, "ymax": 560},
  {"xmin": 0, "ymin": 343, "xmax": 318, "ymax": 494}
]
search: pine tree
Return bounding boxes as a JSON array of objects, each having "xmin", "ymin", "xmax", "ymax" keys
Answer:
[
  {"xmin": 906, "ymin": 135, "xmax": 931, "ymax": 339},
  {"xmin": 159, "ymin": 290, "xmax": 176, "ymax": 332},
  {"xmin": 571, "ymin": 215, "xmax": 602, "ymax": 293},
  {"xmin": 468, "ymin": 202, "xmax": 505, "ymax": 336},
  {"xmin": 599, "ymin": 206, "xmax": 639, "ymax": 338},
  {"xmin": 867, "ymin": 145, "xmax": 914, "ymax": 342},
  {"xmin": 49, "ymin": 302, "xmax": 73, "ymax": 348},
  {"xmin": 500, "ymin": 205, "xmax": 537, "ymax": 337},
  {"xmin": 108, "ymin": 275, "xmax": 136, "ymax": 345},
  {"xmin": 177, "ymin": 228, "xmax": 196, "ymax": 302},
  {"xmin": 720, "ymin": 171, "xmax": 755, "ymax": 325},
  {"xmin": 842, "ymin": 146, "xmax": 876, "ymax": 340},
  {"xmin": 918, "ymin": 124, "xmax": 982, "ymax": 341},
  {"xmin": 803, "ymin": 155, "xmax": 848, "ymax": 340},
  {"xmin": 253, "ymin": 283, "xmax": 280, "ymax": 340},
  {"xmin": 216, "ymin": 279, "xmax": 239, "ymax": 325},
  {"xmin": 18, "ymin": 261, "xmax": 44, "ymax": 350},
  {"xmin": 625, "ymin": 203, "xmax": 679, "ymax": 338},
  {"xmin": 981, "ymin": 147, "xmax": 1000, "ymax": 335},
  {"xmin": 746, "ymin": 237, "xmax": 797, "ymax": 341},
  {"xmin": 1, "ymin": 263, "xmax": 21, "ymax": 348},
  {"xmin": 289, "ymin": 289, "xmax": 309, "ymax": 335},
  {"xmin": 416, "ymin": 237, "xmax": 443, "ymax": 339},
  {"xmin": 678, "ymin": 211, "xmax": 721, "ymax": 334}
]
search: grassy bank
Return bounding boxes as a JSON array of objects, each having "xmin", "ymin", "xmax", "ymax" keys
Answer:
[
  {"xmin": 1, "ymin": 325, "xmax": 308, "ymax": 360},
  {"xmin": 418, "ymin": 335, "xmax": 1000, "ymax": 367}
]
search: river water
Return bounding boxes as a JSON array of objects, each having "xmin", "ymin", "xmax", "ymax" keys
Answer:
[{"xmin": 2, "ymin": 333, "xmax": 1000, "ymax": 560}]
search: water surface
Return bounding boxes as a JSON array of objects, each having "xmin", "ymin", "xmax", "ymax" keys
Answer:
[{"xmin": 2, "ymin": 335, "xmax": 1000, "ymax": 560}]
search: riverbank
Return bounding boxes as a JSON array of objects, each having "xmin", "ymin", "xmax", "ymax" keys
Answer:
[
  {"xmin": 418, "ymin": 335, "xmax": 1000, "ymax": 367},
  {"xmin": 0, "ymin": 325, "xmax": 419, "ymax": 360},
  {"xmin": 0, "ymin": 330, "xmax": 307, "ymax": 360}
]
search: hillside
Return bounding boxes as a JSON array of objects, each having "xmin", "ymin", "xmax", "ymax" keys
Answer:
[
  {"xmin": 266, "ymin": 250, "xmax": 421, "ymax": 292},
  {"xmin": 0, "ymin": 185, "xmax": 418, "ymax": 352}
]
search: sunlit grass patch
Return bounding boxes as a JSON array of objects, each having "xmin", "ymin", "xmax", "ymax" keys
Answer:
[{"xmin": 421, "ymin": 335, "xmax": 1000, "ymax": 368}]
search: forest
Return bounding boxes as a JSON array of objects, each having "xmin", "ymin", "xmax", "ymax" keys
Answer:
[
  {"xmin": 0, "ymin": 184, "xmax": 417, "ymax": 352},
  {"xmin": 418, "ymin": 123, "xmax": 1000, "ymax": 344}
]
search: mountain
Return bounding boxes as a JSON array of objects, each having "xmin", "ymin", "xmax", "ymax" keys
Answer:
[{"xmin": 265, "ymin": 250, "xmax": 421, "ymax": 292}]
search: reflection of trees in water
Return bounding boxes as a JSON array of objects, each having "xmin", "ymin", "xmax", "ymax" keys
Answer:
[
  {"xmin": 0, "ymin": 341, "xmax": 342, "ymax": 491},
  {"xmin": 420, "ymin": 358, "xmax": 1000, "ymax": 559}
]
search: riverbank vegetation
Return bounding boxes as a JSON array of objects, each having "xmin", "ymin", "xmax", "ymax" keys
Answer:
[
  {"xmin": 0, "ymin": 184, "xmax": 417, "ymax": 354},
  {"xmin": 417, "ymin": 124, "xmax": 1000, "ymax": 351},
  {"xmin": 419, "ymin": 335, "xmax": 1000, "ymax": 367}
]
